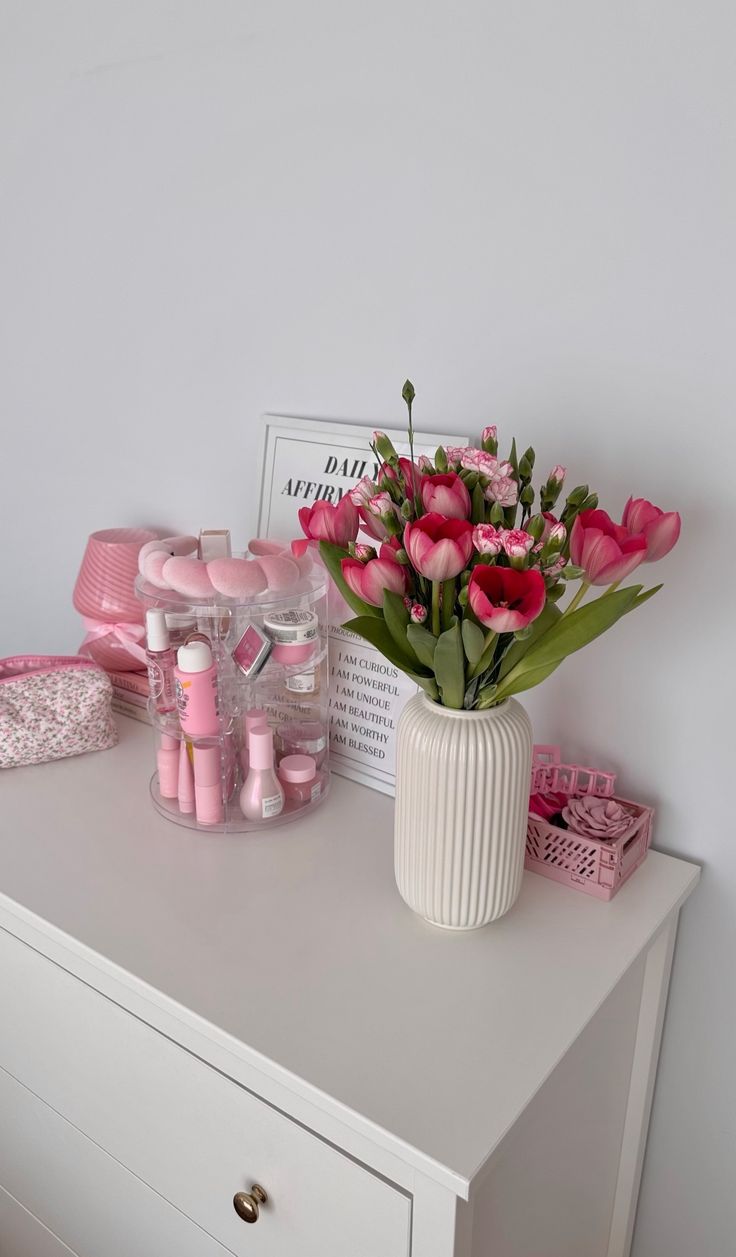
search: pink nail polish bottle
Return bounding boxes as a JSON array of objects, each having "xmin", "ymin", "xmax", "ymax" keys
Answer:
[
  {"xmin": 177, "ymin": 739, "xmax": 195, "ymax": 814},
  {"xmin": 193, "ymin": 744, "xmax": 224, "ymax": 826},
  {"xmin": 240, "ymin": 726, "xmax": 284, "ymax": 822},
  {"xmin": 157, "ymin": 733, "xmax": 180, "ymax": 798},
  {"xmin": 174, "ymin": 641, "xmax": 219, "ymax": 737},
  {"xmin": 146, "ymin": 609, "xmax": 176, "ymax": 714}
]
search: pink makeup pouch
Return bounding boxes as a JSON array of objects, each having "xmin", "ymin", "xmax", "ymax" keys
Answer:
[{"xmin": 0, "ymin": 656, "xmax": 118, "ymax": 768}]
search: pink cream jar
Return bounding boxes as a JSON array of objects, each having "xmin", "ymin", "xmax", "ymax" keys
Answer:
[{"xmin": 277, "ymin": 754, "xmax": 323, "ymax": 805}]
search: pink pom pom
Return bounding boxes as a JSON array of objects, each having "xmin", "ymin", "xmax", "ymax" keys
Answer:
[
  {"xmin": 138, "ymin": 535, "xmax": 197, "ymax": 578},
  {"xmin": 162, "ymin": 557, "xmax": 215, "ymax": 598},
  {"xmin": 249, "ymin": 538, "xmax": 287, "ymax": 557},
  {"xmin": 207, "ymin": 558, "xmax": 267, "ymax": 598},
  {"xmin": 143, "ymin": 551, "xmax": 174, "ymax": 589},
  {"xmin": 259, "ymin": 554, "xmax": 300, "ymax": 591}
]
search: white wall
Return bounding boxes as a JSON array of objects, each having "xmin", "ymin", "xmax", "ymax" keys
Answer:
[{"xmin": 1, "ymin": 3, "xmax": 733, "ymax": 1251}]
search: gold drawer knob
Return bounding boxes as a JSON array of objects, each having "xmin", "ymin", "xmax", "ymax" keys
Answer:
[{"xmin": 233, "ymin": 1184, "xmax": 268, "ymax": 1224}]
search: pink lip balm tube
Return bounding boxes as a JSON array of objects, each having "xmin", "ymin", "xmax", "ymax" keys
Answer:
[
  {"xmin": 193, "ymin": 744, "xmax": 225, "ymax": 826},
  {"xmin": 177, "ymin": 739, "xmax": 195, "ymax": 814},
  {"xmin": 157, "ymin": 733, "xmax": 180, "ymax": 798}
]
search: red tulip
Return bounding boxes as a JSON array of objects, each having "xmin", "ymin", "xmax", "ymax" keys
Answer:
[
  {"xmin": 569, "ymin": 509, "xmax": 647, "ymax": 585},
  {"xmin": 622, "ymin": 497, "xmax": 681, "ymax": 562},
  {"xmin": 420, "ymin": 472, "xmax": 471, "ymax": 520},
  {"xmin": 299, "ymin": 497, "xmax": 359, "ymax": 547},
  {"xmin": 341, "ymin": 554, "xmax": 409, "ymax": 606},
  {"xmin": 468, "ymin": 565, "xmax": 546, "ymax": 632},
  {"xmin": 403, "ymin": 513, "xmax": 474, "ymax": 581}
]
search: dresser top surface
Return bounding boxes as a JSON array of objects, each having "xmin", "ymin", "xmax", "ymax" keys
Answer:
[{"xmin": 0, "ymin": 719, "xmax": 698, "ymax": 1190}]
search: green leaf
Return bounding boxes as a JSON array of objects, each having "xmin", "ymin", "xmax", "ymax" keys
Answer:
[
  {"xmin": 433, "ymin": 622, "xmax": 465, "ymax": 709},
  {"xmin": 342, "ymin": 617, "xmax": 436, "ymax": 695},
  {"xmin": 319, "ymin": 542, "xmax": 381, "ymax": 619},
  {"xmin": 492, "ymin": 659, "xmax": 563, "ymax": 701},
  {"xmin": 627, "ymin": 584, "xmax": 662, "ymax": 611},
  {"xmin": 493, "ymin": 586, "xmax": 640, "ymax": 699},
  {"xmin": 471, "ymin": 481, "xmax": 486, "ymax": 524},
  {"xmin": 496, "ymin": 603, "xmax": 563, "ymax": 681},
  {"xmin": 468, "ymin": 628, "xmax": 498, "ymax": 679},
  {"xmin": 476, "ymin": 683, "xmax": 499, "ymax": 709},
  {"xmin": 559, "ymin": 565, "xmax": 585, "ymax": 580},
  {"xmin": 407, "ymin": 624, "xmax": 438, "ymax": 669},
  {"xmin": 461, "ymin": 619, "xmax": 485, "ymax": 665},
  {"xmin": 383, "ymin": 589, "xmax": 415, "ymax": 662}
]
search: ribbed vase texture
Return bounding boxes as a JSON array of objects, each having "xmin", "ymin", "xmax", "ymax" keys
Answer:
[{"xmin": 394, "ymin": 695, "xmax": 533, "ymax": 929}]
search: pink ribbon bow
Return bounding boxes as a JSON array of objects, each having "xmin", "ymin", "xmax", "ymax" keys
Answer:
[{"xmin": 79, "ymin": 617, "xmax": 148, "ymax": 666}]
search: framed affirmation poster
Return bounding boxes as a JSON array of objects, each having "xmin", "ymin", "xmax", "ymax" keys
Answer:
[{"xmin": 257, "ymin": 415, "xmax": 466, "ymax": 795}]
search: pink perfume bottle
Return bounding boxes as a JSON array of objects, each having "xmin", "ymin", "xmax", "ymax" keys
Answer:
[
  {"xmin": 145, "ymin": 609, "xmax": 176, "ymax": 714},
  {"xmin": 174, "ymin": 641, "xmax": 219, "ymax": 737},
  {"xmin": 240, "ymin": 726, "xmax": 284, "ymax": 821}
]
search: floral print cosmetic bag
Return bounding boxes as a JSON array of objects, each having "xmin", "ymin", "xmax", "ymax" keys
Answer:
[{"xmin": 0, "ymin": 656, "xmax": 118, "ymax": 768}]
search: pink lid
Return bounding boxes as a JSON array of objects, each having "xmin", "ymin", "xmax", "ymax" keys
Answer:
[
  {"xmin": 249, "ymin": 725, "xmax": 274, "ymax": 770},
  {"xmin": 278, "ymin": 754, "xmax": 316, "ymax": 784},
  {"xmin": 244, "ymin": 708, "xmax": 268, "ymax": 736}
]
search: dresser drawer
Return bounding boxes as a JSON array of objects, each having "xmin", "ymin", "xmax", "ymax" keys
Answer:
[
  {"xmin": 0, "ymin": 928, "xmax": 411, "ymax": 1257},
  {"xmin": 0, "ymin": 1065, "xmax": 228, "ymax": 1257}
]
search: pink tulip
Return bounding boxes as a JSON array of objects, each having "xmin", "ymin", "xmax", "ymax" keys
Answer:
[
  {"xmin": 341, "ymin": 554, "xmax": 409, "ymax": 607},
  {"xmin": 404, "ymin": 513, "xmax": 474, "ymax": 581},
  {"xmin": 420, "ymin": 472, "xmax": 471, "ymax": 520},
  {"xmin": 484, "ymin": 475, "xmax": 518, "ymax": 508},
  {"xmin": 299, "ymin": 496, "xmax": 359, "ymax": 547},
  {"xmin": 468, "ymin": 565, "xmax": 546, "ymax": 632},
  {"xmin": 570, "ymin": 509, "xmax": 647, "ymax": 585},
  {"xmin": 622, "ymin": 497, "xmax": 681, "ymax": 562},
  {"xmin": 472, "ymin": 523, "xmax": 503, "ymax": 556}
]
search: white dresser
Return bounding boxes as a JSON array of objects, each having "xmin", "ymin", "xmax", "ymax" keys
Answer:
[{"xmin": 0, "ymin": 720, "xmax": 698, "ymax": 1257}]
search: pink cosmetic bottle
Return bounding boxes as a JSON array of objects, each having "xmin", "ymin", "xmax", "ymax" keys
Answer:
[
  {"xmin": 177, "ymin": 739, "xmax": 195, "ymax": 814},
  {"xmin": 278, "ymin": 754, "xmax": 323, "ymax": 807},
  {"xmin": 174, "ymin": 641, "xmax": 219, "ymax": 737},
  {"xmin": 146, "ymin": 609, "xmax": 176, "ymax": 714},
  {"xmin": 240, "ymin": 726, "xmax": 284, "ymax": 822},
  {"xmin": 240, "ymin": 707, "xmax": 268, "ymax": 773},
  {"xmin": 157, "ymin": 732, "xmax": 180, "ymax": 798},
  {"xmin": 193, "ymin": 744, "xmax": 224, "ymax": 826}
]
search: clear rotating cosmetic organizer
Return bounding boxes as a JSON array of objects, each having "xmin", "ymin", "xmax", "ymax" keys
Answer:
[{"xmin": 135, "ymin": 572, "xmax": 330, "ymax": 833}]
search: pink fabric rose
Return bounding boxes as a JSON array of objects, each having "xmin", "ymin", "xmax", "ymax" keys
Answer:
[
  {"xmin": 529, "ymin": 791, "xmax": 568, "ymax": 821},
  {"xmin": 562, "ymin": 796, "xmax": 636, "ymax": 841},
  {"xmin": 341, "ymin": 553, "xmax": 409, "ymax": 607},
  {"xmin": 420, "ymin": 472, "xmax": 471, "ymax": 520},
  {"xmin": 569, "ymin": 509, "xmax": 647, "ymax": 585},
  {"xmin": 299, "ymin": 496, "xmax": 359, "ymax": 547},
  {"xmin": 404, "ymin": 513, "xmax": 474, "ymax": 581},
  {"xmin": 621, "ymin": 497, "xmax": 681, "ymax": 562},
  {"xmin": 472, "ymin": 523, "xmax": 503, "ymax": 556},
  {"xmin": 468, "ymin": 565, "xmax": 546, "ymax": 632}
]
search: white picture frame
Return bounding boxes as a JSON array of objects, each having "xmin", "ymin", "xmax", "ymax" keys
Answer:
[{"xmin": 256, "ymin": 414, "xmax": 467, "ymax": 795}]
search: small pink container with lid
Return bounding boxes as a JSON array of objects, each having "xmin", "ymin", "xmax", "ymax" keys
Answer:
[
  {"xmin": 278, "ymin": 754, "xmax": 323, "ymax": 805},
  {"xmin": 193, "ymin": 744, "xmax": 224, "ymax": 826},
  {"xmin": 263, "ymin": 610, "xmax": 318, "ymax": 665}
]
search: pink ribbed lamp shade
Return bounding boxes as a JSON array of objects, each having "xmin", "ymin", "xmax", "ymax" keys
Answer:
[{"xmin": 73, "ymin": 528, "xmax": 157, "ymax": 622}]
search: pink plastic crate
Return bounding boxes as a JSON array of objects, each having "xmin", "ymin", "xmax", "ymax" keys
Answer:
[{"xmin": 525, "ymin": 746, "xmax": 654, "ymax": 901}]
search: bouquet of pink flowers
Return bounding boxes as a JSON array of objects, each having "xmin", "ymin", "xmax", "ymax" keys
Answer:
[{"xmin": 299, "ymin": 381, "xmax": 681, "ymax": 710}]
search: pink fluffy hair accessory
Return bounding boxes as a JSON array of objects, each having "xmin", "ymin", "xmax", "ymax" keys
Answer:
[
  {"xmin": 138, "ymin": 536, "xmax": 198, "ymax": 579},
  {"xmin": 162, "ymin": 557, "xmax": 215, "ymax": 598},
  {"xmin": 249, "ymin": 538, "xmax": 287, "ymax": 557},
  {"xmin": 258, "ymin": 554, "xmax": 300, "ymax": 591},
  {"xmin": 207, "ymin": 558, "xmax": 267, "ymax": 598}
]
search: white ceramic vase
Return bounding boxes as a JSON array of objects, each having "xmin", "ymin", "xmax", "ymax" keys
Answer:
[{"xmin": 394, "ymin": 694, "xmax": 533, "ymax": 929}]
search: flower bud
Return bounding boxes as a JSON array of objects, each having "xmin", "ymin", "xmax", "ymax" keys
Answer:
[
  {"xmin": 525, "ymin": 513, "xmax": 546, "ymax": 543},
  {"xmin": 481, "ymin": 425, "xmax": 498, "ymax": 455},
  {"xmin": 434, "ymin": 446, "xmax": 448, "ymax": 473},
  {"xmin": 409, "ymin": 602, "xmax": 427, "ymax": 624},
  {"xmin": 520, "ymin": 483, "xmax": 535, "ymax": 507},
  {"xmin": 566, "ymin": 484, "xmax": 589, "ymax": 508},
  {"xmin": 372, "ymin": 431, "xmax": 398, "ymax": 464},
  {"xmin": 350, "ymin": 542, "xmax": 377, "ymax": 562},
  {"xmin": 489, "ymin": 500, "xmax": 505, "ymax": 525}
]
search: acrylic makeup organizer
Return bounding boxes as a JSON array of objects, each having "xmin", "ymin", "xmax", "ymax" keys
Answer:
[{"xmin": 135, "ymin": 571, "xmax": 330, "ymax": 833}]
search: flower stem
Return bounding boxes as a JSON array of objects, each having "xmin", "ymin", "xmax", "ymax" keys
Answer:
[
  {"xmin": 432, "ymin": 581, "xmax": 441, "ymax": 637},
  {"xmin": 563, "ymin": 580, "xmax": 591, "ymax": 617},
  {"xmin": 441, "ymin": 579, "xmax": 455, "ymax": 630}
]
